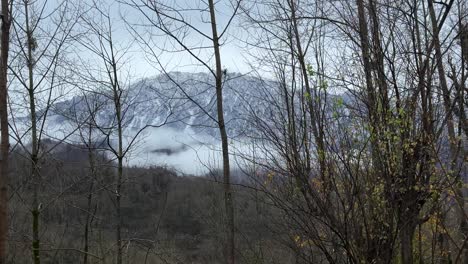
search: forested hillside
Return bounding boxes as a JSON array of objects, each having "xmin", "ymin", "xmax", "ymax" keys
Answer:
[{"xmin": 8, "ymin": 143, "xmax": 290, "ymax": 263}]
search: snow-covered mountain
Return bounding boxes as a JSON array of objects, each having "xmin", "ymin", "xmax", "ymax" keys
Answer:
[
  {"xmin": 18, "ymin": 72, "xmax": 350, "ymax": 174},
  {"xmin": 48, "ymin": 72, "xmax": 276, "ymax": 139}
]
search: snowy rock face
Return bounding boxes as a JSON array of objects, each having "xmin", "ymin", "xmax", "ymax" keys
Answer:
[
  {"xmin": 47, "ymin": 72, "xmax": 277, "ymax": 139},
  {"xmin": 21, "ymin": 72, "xmax": 280, "ymax": 174},
  {"xmin": 23, "ymin": 72, "xmax": 350, "ymax": 174}
]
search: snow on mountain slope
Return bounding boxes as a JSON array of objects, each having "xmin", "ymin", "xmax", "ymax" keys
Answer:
[
  {"xmin": 16, "ymin": 72, "xmax": 351, "ymax": 174},
  {"xmin": 46, "ymin": 72, "xmax": 273, "ymax": 136}
]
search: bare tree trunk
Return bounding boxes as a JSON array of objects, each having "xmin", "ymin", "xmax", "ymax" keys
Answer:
[
  {"xmin": 0, "ymin": 0, "xmax": 10, "ymax": 262},
  {"xmin": 427, "ymin": 2, "xmax": 465, "ymax": 263},
  {"xmin": 113, "ymin": 67, "xmax": 124, "ymax": 264},
  {"xmin": 82, "ymin": 181, "xmax": 94, "ymax": 264},
  {"xmin": 459, "ymin": 21, "xmax": 468, "ymax": 264},
  {"xmin": 289, "ymin": 0, "xmax": 326, "ymax": 183},
  {"xmin": 400, "ymin": 231, "xmax": 414, "ymax": 264},
  {"xmin": 400, "ymin": 211, "xmax": 417, "ymax": 264},
  {"xmin": 427, "ymin": 0, "xmax": 457, "ymax": 159},
  {"xmin": 83, "ymin": 127, "xmax": 96, "ymax": 264},
  {"xmin": 461, "ymin": 23, "xmax": 468, "ymax": 63},
  {"xmin": 116, "ymin": 156, "xmax": 123, "ymax": 264},
  {"xmin": 355, "ymin": 0, "xmax": 376, "ymax": 122},
  {"xmin": 110, "ymin": 38, "xmax": 124, "ymax": 264},
  {"xmin": 24, "ymin": 1, "xmax": 41, "ymax": 263},
  {"xmin": 208, "ymin": 1, "xmax": 234, "ymax": 263},
  {"xmin": 29, "ymin": 80, "xmax": 40, "ymax": 264},
  {"xmin": 355, "ymin": 0, "xmax": 383, "ymax": 181}
]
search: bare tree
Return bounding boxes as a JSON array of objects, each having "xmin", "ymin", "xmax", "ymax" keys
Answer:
[
  {"xmin": 76, "ymin": 3, "xmax": 173, "ymax": 262},
  {"xmin": 8, "ymin": 0, "xmax": 79, "ymax": 262},
  {"xmin": 126, "ymin": 1, "xmax": 242, "ymax": 263},
  {"xmin": 65, "ymin": 90, "xmax": 105, "ymax": 264},
  {"xmin": 238, "ymin": 0, "xmax": 467, "ymax": 263}
]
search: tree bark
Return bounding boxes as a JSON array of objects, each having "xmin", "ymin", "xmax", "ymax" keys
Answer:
[
  {"xmin": 0, "ymin": 0, "xmax": 10, "ymax": 262},
  {"xmin": 400, "ymin": 224, "xmax": 416, "ymax": 264},
  {"xmin": 83, "ymin": 130, "xmax": 96, "ymax": 264},
  {"xmin": 113, "ymin": 69, "xmax": 123, "ymax": 264}
]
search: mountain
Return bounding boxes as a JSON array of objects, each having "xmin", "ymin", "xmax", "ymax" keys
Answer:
[
  {"xmin": 18, "ymin": 72, "xmax": 350, "ymax": 174},
  {"xmin": 47, "ymin": 72, "xmax": 277, "ymax": 139}
]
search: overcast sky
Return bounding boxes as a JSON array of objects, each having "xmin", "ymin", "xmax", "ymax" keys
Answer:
[{"xmin": 94, "ymin": 0, "xmax": 252, "ymax": 79}]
